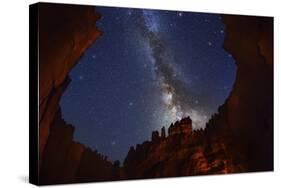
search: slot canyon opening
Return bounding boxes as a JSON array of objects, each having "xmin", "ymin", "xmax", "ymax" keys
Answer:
[{"xmin": 60, "ymin": 7, "xmax": 237, "ymax": 163}]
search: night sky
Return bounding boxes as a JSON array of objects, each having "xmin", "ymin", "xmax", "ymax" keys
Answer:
[{"xmin": 60, "ymin": 6, "xmax": 236, "ymax": 162}]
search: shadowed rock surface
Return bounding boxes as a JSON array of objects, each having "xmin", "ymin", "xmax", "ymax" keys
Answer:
[
  {"xmin": 37, "ymin": 3, "xmax": 117, "ymax": 185},
  {"xmin": 123, "ymin": 117, "xmax": 238, "ymax": 178},
  {"xmin": 37, "ymin": 3, "xmax": 273, "ymax": 184},
  {"xmin": 122, "ymin": 15, "xmax": 273, "ymax": 178}
]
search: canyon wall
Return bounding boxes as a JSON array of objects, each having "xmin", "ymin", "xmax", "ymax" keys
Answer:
[
  {"xmin": 37, "ymin": 3, "xmax": 273, "ymax": 184},
  {"xmin": 37, "ymin": 3, "xmax": 119, "ymax": 185},
  {"xmin": 122, "ymin": 15, "xmax": 273, "ymax": 178},
  {"xmin": 207, "ymin": 15, "xmax": 273, "ymax": 171},
  {"xmin": 124, "ymin": 117, "xmax": 237, "ymax": 178}
]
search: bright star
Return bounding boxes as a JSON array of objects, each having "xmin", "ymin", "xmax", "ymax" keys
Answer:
[
  {"xmin": 208, "ymin": 41, "xmax": 212, "ymax": 46},
  {"xmin": 177, "ymin": 12, "xmax": 183, "ymax": 17}
]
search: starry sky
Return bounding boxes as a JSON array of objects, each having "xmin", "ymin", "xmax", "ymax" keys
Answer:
[{"xmin": 60, "ymin": 6, "xmax": 236, "ymax": 162}]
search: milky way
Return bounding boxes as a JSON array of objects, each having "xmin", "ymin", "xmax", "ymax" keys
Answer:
[
  {"xmin": 60, "ymin": 6, "xmax": 236, "ymax": 161},
  {"xmin": 138, "ymin": 10, "xmax": 208, "ymax": 129}
]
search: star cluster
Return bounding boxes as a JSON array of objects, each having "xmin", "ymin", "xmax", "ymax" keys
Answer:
[{"xmin": 60, "ymin": 6, "xmax": 236, "ymax": 162}]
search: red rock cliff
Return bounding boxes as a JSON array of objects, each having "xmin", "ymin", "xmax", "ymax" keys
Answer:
[
  {"xmin": 37, "ymin": 4, "xmax": 273, "ymax": 184},
  {"xmin": 122, "ymin": 15, "xmax": 273, "ymax": 178},
  {"xmin": 37, "ymin": 3, "xmax": 118, "ymax": 185},
  {"xmin": 124, "ymin": 117, "xmax": 238, "ymax": 178},
  {"xmin": 206, "ymin": 15, "xmax": 273, "ymax": 171}
]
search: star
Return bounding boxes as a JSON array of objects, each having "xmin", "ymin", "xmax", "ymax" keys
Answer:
[
  {"xmin": 60, "ymin": 8, "xmax": 237, "ymax": 161},
  {"xmin": 177, "ymin": 12, "xmax": 183, "ymax": 17},
  {"xmin": 111, "ymin": 141, "xmax": 116, "ymax": 146}
]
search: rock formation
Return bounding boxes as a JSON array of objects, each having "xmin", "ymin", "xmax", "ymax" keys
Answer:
[
  {"xmin": 36, "ymin": 3, "xmax": 273, "ymax": 184},
  {"xmin": 123, "ymin": 117, "xmax": 236, "ymax": 178},
  {"xmin": 37, "ymin": 3, "xmax": 118, "ymax": 185},
  {"xmin": 207, "ymin": 15, "xmax": 273, "ymax": 172},
  {"xmin": 122, "ymin": 15, "xmax": 273, "ymax": 178}
]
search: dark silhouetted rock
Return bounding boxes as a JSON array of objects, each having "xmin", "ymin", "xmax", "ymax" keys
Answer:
[
  {"xmin": 38, "ymin": 3, "xmax": 102, "ymax": 162},
  {"xmin": 38, "ymin": 5, "xmax": 273, "ymax": 184},
  {"xmin": 123, "ymin": 15, "xmax": 273, "ymax": 179},
  {"xmin": 151, "ymin": 131, "xmax": 160, "ymax": 142},
  {"xmin": 161, "ymin": 126, "xmax": 166, "ymax": 138}
]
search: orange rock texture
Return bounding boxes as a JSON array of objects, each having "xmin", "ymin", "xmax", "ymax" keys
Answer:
[
  {"xmin": 37, "ymin": 3, "xmax": 118, "ymax": 185},
  {"xmin": 123, "ymin": 117, "xmax": 241, "ymax": 179},
  {"xmin": 37, "ymin": 3, "xmax": 273, "ymax": 184},
  {"xmin": 123, "ymin": 15, "xmax": 273, "ymax": 179}
]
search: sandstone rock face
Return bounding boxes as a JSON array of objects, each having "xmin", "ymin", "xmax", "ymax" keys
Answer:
[
  {"xmin": 123, "ymin": 117, "xmax": 240, "ymax": 179},
  {"xmin": 122, "ymin": 15, "xmax": 273, "ymax": 178},
  {"xmin": 40, "ymin": 109, "xmax": 117, "ymax": 185},
  {"xmin": 168, "ymin": 117, "xmax": 192, "ymax": 136},
  {"xmin": 38, "ymin": 3, "xmax": 102, "ymax": 160},
  {"xmin": 208, "ymin": 15, "xmax": 273, "ymax": 171},
  {"xmin": 37, "ymin": 4, "xmax": 118, "ymax": 185},
  {"xmin": 38, "ymin": 5, "xmax": 273, "ymax": 184}
]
